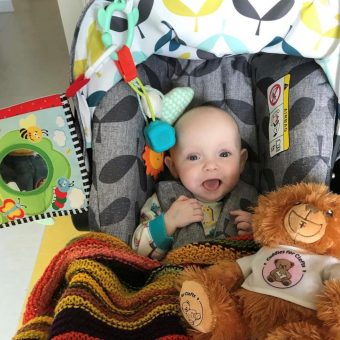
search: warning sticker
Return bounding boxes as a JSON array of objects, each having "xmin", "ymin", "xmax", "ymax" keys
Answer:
[{"xmin": 267, "ymin": 74, "xmax": 290, "ymax": 157}]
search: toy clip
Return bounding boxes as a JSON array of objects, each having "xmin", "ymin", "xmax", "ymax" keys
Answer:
[
  {"xmin": 66, "ymin": 45, "xmax": 117, "ymax": 97},
  {"xmin": 96, "ymin": 0, "xmax": 194, "ymax": 153},
  {"xmin": 97, "ymin": 0, "xmax": 138, "ymax": 60},
  {"xmin": 97, "ymin": 0, "xmax": 139, "ymax": 82}
]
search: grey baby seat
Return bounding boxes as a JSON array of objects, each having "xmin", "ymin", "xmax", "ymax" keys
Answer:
[{"xmin": 70, "ymin": 1, "xmax": 340, "ymax": 245}]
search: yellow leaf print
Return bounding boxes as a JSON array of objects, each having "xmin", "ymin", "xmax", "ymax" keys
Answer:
[
  {"xmin": 87, "ymin": 21, "xmax": 106, "ymax": 66},
  {"xmin": 323, "ymin": 25, "xmax": 340, "ymax": 38},
  {"xmin": 301, "ymin": 2, "xmax": 322, "ymax": 34},
  {"xmin": 163, "ymin": 0, "xmax": 195, "ymax": 17},
  {"xmin": 301, "ymin": 2, "xmax": 340, "ymax": 50},
  {"xmin": 318, "ymin": 0, "xmax": 328, "ymax": 5},
  {"xmin": 179, "ymin": 52, "xmax": 191, "ymax": 59},
  {"xmin": 73, "ymin": 59, "xmax": 87, "ymax": 79},
  {"xmin": 163, "ymin": 0, "xmax": 223, "ymax": 32},
  {"xmin": 73, "ymin": 21, "xmax": 105, "ymax": 78}
]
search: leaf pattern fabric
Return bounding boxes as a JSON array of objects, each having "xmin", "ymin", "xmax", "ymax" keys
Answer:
[
  {"xmin": 71, "ymin": 0, "xmax": 340, "ymax": 149},
  {"xmin": 232, "ymin": 0, "xmax": 295, "ymax": 35},
  {"xmin": 251, "ymin": 53, "xmax": 336, "ymax": 193},
  {"xmin": 88, "ymin": 52, "xmax": 337, "ymax": 241},
  {"xmin": 68, "ymin": 1, "xmax": 340, "ymax": 240},
  {"xmin": 89, "ymin": 54, "xmax": 261, "ymax": 241}
]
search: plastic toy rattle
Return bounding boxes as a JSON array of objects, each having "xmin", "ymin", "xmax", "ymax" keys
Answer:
[{"xmin": 97, "ymin": 0, "xmax": 182, "ymax": 153}]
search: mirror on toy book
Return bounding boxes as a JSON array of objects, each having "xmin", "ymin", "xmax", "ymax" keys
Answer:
[
  {"xmin": 0, "ymin": 149, "xmax": 48, "ymax": 192},
  {"xmin": 0, "ymin": 94, "xmax": 90, "ymax": 228}
]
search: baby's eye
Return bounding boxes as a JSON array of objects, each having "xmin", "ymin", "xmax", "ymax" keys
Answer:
[
  {"xmin": 187, "ymin": 154, "xmax": 199, "ymax": 161},
  {"xmin": 220, "ymin": 151, "xmax": 231, "ymax": 158}
]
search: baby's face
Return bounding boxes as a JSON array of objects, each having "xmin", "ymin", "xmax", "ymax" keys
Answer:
[{"xmin": 169, "ymin": 108, "xmax": 247, "ymax": 202}]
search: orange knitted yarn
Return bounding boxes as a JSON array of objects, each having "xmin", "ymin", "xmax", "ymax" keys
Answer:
[
  {"xmin": 164, "ymin": 236, "xmax": 258, "ymax": 265},
  {"xmin": 14, "ymin": 233, "xmax": 258, "ymax": 339}
]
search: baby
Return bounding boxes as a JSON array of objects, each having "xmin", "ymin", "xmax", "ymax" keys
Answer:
[{"xmin": 132, "ymin": 106, "xmax": 253, "ymax": 259}]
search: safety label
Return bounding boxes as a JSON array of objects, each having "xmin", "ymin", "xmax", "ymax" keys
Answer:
[{"xmin": 267, "ymin": 74, "xmax": 290, "ymax": 157}]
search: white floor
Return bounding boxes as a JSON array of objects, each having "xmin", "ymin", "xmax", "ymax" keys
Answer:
[
  {"xmin": 0, "ymin": 0, "xmax": 69, "ymax": 108},
  {"xmin": 0, "ymin": 1, "xmax": 71, "ymax": 338},
  {"xmin": 0, "ymin": 223, "xmax": 45, "ymax": 339}
]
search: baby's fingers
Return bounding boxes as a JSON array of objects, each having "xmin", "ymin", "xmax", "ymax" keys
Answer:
[
  {"xmin": 237, "ymin": 222, "xmax": 251, "ymax": 230},
  {"xmin": 192, "ymin": 214, "xmax": 204, "ymax": 222},
  {"xmin": 238, "ymin": 229, "xmax": 252, "ymax": 236},
  {"xmin": 229, "ymin": 209, "xmax": 243, "ymax": 216},
  {"xmin": 237, "ymin": 222, "xmax": 252, "ymax": 236},
  {"xmin": 193, "ymin": 207, "xmax": 204, "ymax": 218},
  {"xmin": 233, "ymin": 215, "xmax": 249, "ymax": 224},
  {"xmin": 177, "ymin": 195, "xmax": 189, "ymax": 201},
  {"xmin": 186, "ymin": 198, "xmax": 201, "ymax": 205}
]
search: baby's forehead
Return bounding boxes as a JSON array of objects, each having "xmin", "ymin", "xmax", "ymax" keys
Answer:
[
  {"xmin": 176, "ymin": 107, "xmax": 238, "ymax": 133},
  {"xmin": 172, "ymin": 107, "xmax": 242, "ymax": 152}
]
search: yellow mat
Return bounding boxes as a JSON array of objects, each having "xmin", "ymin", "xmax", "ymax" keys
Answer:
[
  {"xmin": 28, "ymin": 215, "xmax": 86, "ymax": 291},
  {"xmin": 18, "ymin": 215, "xmax": 86, "ymax": 329}
]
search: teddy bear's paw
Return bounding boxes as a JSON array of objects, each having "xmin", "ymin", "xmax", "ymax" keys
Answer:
[
  {"xmin": 177, "ymin": 261, "xmax": 243, "ymax": 292},
  {"xmin": 266, "ymin": 321, "xmax": 324, "ymax": 340},
  {"xmin": 180, "ymin": 279, "xmax": 247, "ymax": 339},
  {"xmin": 180, "ymin": 280, "xmax": 214, "ymax": 333},
  {"xmin": 316, "ymin": 280, "xmax": 340, "ymax": 339}
]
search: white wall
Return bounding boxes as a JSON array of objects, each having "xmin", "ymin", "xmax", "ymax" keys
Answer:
[
  {"xmin": 57, "ymin": 0, "xmax": 90, "ymax": 51},
  {"xmin": 0, "ymin": 0, "xmax": 14, "ymax": 12}
]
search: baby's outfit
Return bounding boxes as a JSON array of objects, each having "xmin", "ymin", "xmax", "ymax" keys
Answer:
[{"xmin": 132, "ymin": 180, "xmax": 258, "ymax": 259}]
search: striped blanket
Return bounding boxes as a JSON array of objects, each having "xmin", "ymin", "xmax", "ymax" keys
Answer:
[{"xmin": 14, "ymin": 232, "xmax": 258, "ymax": 340}]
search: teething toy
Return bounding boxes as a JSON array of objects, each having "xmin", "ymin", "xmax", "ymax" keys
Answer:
[{"xmin": 96, "ymin": 0, "xmax": 194, "ymax": 153}]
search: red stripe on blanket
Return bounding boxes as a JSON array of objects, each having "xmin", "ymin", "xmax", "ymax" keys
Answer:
[
  {"xmin": 23, "ymin": 234, "xmax": 161, "ymax": 324},
  {"xmin": 157, "ymin": 336, "xmax": 191, "ymax": 339},
  {"xmin": 52, "ymin": 331, "xmax": 102, "ymax": 340},
  {"xmin": 0, "ymin": 94, "xmax": 62, "ymax": 119}
]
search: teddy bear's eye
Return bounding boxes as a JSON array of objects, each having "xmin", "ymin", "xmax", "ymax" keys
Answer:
[
  {"xmin": 325, "ymin": 209, "xmax": 333, "ymax": 217},
  {"xmin": 295, "ymin": 201, "xmax": 301, "ymax": 205}
]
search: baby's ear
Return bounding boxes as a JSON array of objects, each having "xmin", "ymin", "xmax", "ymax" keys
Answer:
[
  {"xmin": 164, "ymin": 155, "xmax": 179, "ymax": 178},
  {"xmin": 239, "ymin": 148, "xmax": 248, "ymax": 173}
]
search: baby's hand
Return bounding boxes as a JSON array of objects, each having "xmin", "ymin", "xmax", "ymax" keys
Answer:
[
  {"xmin": 164, "ymin": 195, "xmax": 203, "ymax": 236},
  {"xmin": 230, "ymin": 209, "xmax": 253, "ymax": 236}
]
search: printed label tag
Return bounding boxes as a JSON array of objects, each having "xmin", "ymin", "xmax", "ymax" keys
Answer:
[{"xmin": 267, "ymin": 74, "xmax": 290, "ymax": 157}]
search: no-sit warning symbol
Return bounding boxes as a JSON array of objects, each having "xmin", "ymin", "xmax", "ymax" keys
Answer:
[{"xmin": 269, "ymin": 83, "xmax": 281, "ymax": 106}]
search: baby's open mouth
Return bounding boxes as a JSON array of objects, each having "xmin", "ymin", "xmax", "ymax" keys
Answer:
[{"xmin": 202, "ymin": 179, "xmax": 221, "ymax": 191}]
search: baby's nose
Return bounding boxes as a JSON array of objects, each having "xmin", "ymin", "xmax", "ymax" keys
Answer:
[{"xmin": 203, "ymin": 160, "xmax": 218, "ymax": 171}]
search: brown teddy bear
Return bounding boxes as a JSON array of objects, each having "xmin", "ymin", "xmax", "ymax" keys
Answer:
[{"xmin": 179, "ymin": 182, "xmax": 340, "ymax": 340}]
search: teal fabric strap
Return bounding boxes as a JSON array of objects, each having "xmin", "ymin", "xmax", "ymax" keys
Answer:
[{"xmin": 149, "ymin": 214, "xmax": 174, "ymax": 251}]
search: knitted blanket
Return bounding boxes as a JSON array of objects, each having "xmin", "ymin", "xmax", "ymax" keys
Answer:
[{"xmin": 14, "ymin": 232, "xmax": 258, "ymax": 340}]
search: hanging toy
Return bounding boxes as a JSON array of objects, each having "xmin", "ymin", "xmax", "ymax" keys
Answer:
[
  {"xmin": 141, "ymin": 86, "xmax": 194, "ymax": 125},
  {"xmin": 97, "ymin": 0, "xmax": 139, "ymax": 82},
  {"xmin": 142, "ymin": 145, "xmax": 164, "ymax": 180},
  {"xmin": 141, "ymin": 85, "xmax": 194, "ymax": 152},
  {"xmin": 140, "ymin": 86, "xmax": 193, "ymax": 178},
  {"xmin": 96, "ymin": 0, "xmax": 195, "ymax": 153}
]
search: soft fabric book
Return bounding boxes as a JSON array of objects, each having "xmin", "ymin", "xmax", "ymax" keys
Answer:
[{"xmin": 0, "ymin": 94, "xmax": 89, "ymax": 228}]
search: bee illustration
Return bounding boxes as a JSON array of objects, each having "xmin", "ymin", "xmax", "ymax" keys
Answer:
[
  {"xmin": 19, "ymin": 114, "xmax": 48, "ymax": 143},
  {"xmin": 0, "ymin": 198, "xmax": 26, "ymax": 221},
  {"xmin": 52, "ymin": 177, "xmax": 74, "ymax": 210}
]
